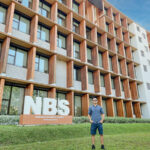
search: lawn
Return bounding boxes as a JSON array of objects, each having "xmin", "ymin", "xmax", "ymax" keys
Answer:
[{"xmin": 0, "ymin": 123, "xmax": 150, "ymax": 150}]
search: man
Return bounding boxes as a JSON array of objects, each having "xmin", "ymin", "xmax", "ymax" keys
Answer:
[{"xmin": 88, "ymin": 98, "xmax": 105, "ymax": 150}]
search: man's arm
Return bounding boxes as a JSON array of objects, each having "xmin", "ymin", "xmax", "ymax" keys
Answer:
[
  {"xmin": 100, "ymin": 114, "xmax": 105, "ymax": 123},
  {"xmin": 88, "ymin": 114, "xmax": 93, "ymax": 123}
]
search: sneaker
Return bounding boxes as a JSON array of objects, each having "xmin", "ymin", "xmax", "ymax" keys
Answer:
[
  {"xmin": 92, "ymin": 144, "xmax": 95, "ymax": 149},
  {"xmin": 101, "ymin": 145, "xmax": 105, "ymax": 149}
]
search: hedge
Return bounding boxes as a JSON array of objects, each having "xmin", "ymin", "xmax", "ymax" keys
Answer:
[{"xmin": 1, "ymin": 115, "xmax": 150, "ymax": 125}]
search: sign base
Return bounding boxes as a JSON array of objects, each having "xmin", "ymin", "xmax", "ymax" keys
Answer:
[{"xmin": 19, "ymin": 115, "xmax": 72, "ymax": 125}]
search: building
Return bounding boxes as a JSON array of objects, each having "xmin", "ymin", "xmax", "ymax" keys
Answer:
[{"xmin": 0, "ymin": 0, "xmax": 150, "ymax": 119}]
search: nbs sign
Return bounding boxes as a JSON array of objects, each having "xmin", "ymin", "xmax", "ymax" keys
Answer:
[
  {"xmin": 19, "ymin": 96, "xmax": 72, "ymax": 125},
  {"xmin": 88, "ymin": 0, "xmax": 103, "ymax": 11}
]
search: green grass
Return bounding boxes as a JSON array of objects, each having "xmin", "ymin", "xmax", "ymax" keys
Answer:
[{"xmin": 0, "ymin": 123, "xmax": 150, "ymax": 150}]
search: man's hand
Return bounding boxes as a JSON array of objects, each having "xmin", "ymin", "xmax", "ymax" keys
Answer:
[
  {"xmin": 100, "ymin": 120, "xmax": 104, "ymax": 124},
  {"xmin": 90, "ymin": 119, "xmax": 93, "ymax": 123}
]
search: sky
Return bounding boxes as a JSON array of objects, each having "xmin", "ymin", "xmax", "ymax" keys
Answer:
[{"xmin": 107, "ymin": 0, "xmax": 150, "ymax": 31}]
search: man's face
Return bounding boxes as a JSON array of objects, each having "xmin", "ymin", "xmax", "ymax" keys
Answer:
[{"xmin": 92, "ymin": 98, "xmax": 98, "ymax": 105}]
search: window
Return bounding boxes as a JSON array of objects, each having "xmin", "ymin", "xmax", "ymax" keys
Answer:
[
  {"xmin": 148, "ymin": 60, "xmax": 150, "ymax": 66},
  {"xmin": 13, "ymin": 13, "xmax": 30, "ymax": 34},
  {"xmin": 143, "ymin": 65, "xmax": 147, "ymax": 72},
  {"xmin": 114, "ymin": 28, "xmax": 117, "ymax": 36},
  {"xmin": 56, "ymin": 92, "xmax": 66, "ymax": 112},
  {"xmin": 142, "ymin": 33, "xmax": 146, "ymax": 39},
  {"xmin": 116, "ymin": 43, "xmax": 119, "ymax": 53},
  {"xmin": 73, "ymin": 19, "xmax": 80, "ymax": 34},
  {"xmin": 113, "ymin": 101, "xmax": 117, "ymax": 116},
  {"xmin": 74, "ymin": 66, "xmax": 81, "ymax": 81},
  {"xmin": 57, "ymin": 33, "xmax": 66, "ymax": 49},
  {"xmin": 121, "ymin": 80, "xmax": 124, "ymax": 91},
  {"xmin": 1, "ymin": 85, "xmax": 24, "ymax": 115},
  {"xmin": 39, "ymin": 1, "xmax": 51, "ymax": 18},
  {"xmin": 141, "ymin": 50, "xmax": 144, "ymax": 57},
  {"xmin": 74, "ymin": 95, "xmax": 82, "ymax": 116},
  {"xmin": 57, "ymin": 10, "xmax": 66, "ymax": 27},
  {"xmin": 137, "ymin": 26, "xmax": 140, "ymax": 32},
  {"xmin": 37, "ymin": 24, "xmax": 50, "ymax": 42},
  {"xmin": 88, "ymin": 71, "xmax": 93, "ymax": 84},
  {"xmin": 58, "ymin": 0, "xmax": 67, "ymax": 5},
  {"xmin": 86, "ymin": 27, "xmax": 91, "ymax": 40},
  {"xmin": 145, "ymin": 46, "xmax": 148, "ymax": 52},
  {"xmin": 97, "ymin": 33, "xmax": 101, "ymax": 45},
  {"xmin": 87, "ymin": 47, "xmax": 92, "ymax": 64},
  {"xmin": 99, "ymin": 52, "xmax": 103, "ymax": 67},
  {"xmin": 111, "ymin": 78, "xmax": 115, "ymax": 89},
  {"xmin": 109, "ymin": 56, "xmax": 113, "ymax": 71},
  {"xmin": 104, "ymin": 7, "xmax": 108, "ymax": 15},
  {"xmin": 73, "ymin": 41, "xmax": 80, "ymax": 59},
  {"xmin": 107, "ymin": 38, "xmax": 111, "ymax": 50},
  {"xmin": 35, "ymin": 54, "xmax": 48, "ymax": 73},
  {"xmin": 118, "ymin": 60, "xmax": 122, "ymax": 74},
  {"xmin": 147, "ymin": 83, "xmax": 150, "ymax": 90},
  {"xmin": 100, "ymin": 74, "xmax": 105, "ymax": 87},
  {"xmin": 33, "ymin": 89, "xmax": 48, "ymax": 99},
  {"xmin": 113, "ymin": 13, "xmax": 116, "ymax": 21},
  {"xmin": 73, "ymin": 0, "xmax": 79, "ymax": 13},
  {"xmin": 89, "ymin": 97, "xmax": 93, "ymax": 106},
  {"xmin": 102, "ymin": 99, "xmax": 107, "ymax": 116},
  {"xmin": 138, "ymin": 37, "xmax": 142, "ymax": 43},
  {"xmin": 121, "ymin": 18, "xmax": 124, "ymax": 26},
  {"xmin": 0, "ymin": 6, "xmax": 6, "ymax": 24},
  {"xmin": 18, "ymin": 0, "xmax": 32, "ymax": 8},
  {"xmin": 123, "ymin": 102, "xmax": 127, "ymax": 117},
  {"xmin": 106, "ymin": 23, "xmax": 109, "ymax": 32},
  {"xmin": 7, "ymin": 46, "xmax": 27, "ymax": 68}
]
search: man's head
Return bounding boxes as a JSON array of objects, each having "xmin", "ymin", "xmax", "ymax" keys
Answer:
[{"xmin": 92, "ymin": 98, "xmax": 98, "ymax": 105}]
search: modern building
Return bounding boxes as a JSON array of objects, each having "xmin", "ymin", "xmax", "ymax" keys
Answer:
[{"xmin": 0, "ymin": 0, "xmax": 150, "ymax": 119}]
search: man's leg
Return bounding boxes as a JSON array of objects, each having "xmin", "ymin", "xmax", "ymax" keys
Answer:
[
  {"xmin": 100, "ymin": 135, "xmax": 104, "ymax": 145},
  {"xmin": 92, "ymin": 135, "xmax": 95, "ymax": 145}
]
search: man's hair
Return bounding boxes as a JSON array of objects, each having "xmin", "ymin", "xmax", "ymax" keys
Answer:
[{"xmin": 92, "ymin": 98, "xmax": 98, "ymax": 101}]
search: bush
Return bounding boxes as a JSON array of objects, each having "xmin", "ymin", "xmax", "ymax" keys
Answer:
[
  {"xmin": 0, "ymin": 115, "xmax": 20, "ymax": 125},
  {"xmin": 73, "ymin": 116, "xmax": 150, "ymax": 124},
  {"xmin": 1, "ymin": 115, "xmax": 150, "ymax": 125}
]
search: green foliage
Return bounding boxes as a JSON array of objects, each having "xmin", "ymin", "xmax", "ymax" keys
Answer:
[{"xmin": 0, "ymin": 115, "xmax": 20, "ymax": 125}]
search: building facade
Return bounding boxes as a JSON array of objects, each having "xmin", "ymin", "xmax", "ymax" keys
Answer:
[{"xmin": 0, "ymin": 0, "xmax": 150, "ymax": 118}]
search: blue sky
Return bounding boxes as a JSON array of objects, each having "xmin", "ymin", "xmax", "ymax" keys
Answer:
[{"xmin": 107, "ymin": 0, "xmax": 150, "ymax": 31}]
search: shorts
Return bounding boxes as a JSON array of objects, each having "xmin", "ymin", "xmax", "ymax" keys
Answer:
[{"xmin": 90, "ymin": 122, "xmax": 103, "ymax": 135}]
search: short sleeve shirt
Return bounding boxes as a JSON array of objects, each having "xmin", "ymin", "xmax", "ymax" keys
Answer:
[{"xmin": 88, "ymin": 105, "xmax": 104, "ymax": 123}]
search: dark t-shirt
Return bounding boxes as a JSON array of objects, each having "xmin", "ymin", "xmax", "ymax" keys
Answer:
[{"xmin": 88, "ymin": 105, "xmax": 104, "ymax": 123}]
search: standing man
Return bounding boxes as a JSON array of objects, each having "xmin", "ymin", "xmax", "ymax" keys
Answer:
[{"xmin": 88, "ymin": 98, "xmax": 105, "ymax": 150}]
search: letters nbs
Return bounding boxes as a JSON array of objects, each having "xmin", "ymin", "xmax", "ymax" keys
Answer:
[{"xmin": 19, "ymin": 96, "xmax": 72, "ymax": 125}]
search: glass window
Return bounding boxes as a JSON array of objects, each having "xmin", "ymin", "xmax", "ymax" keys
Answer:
[
  {"xmin": 88, "ymin": 71, "xmax": 93, "ymax": 84},
  {"xmin": 33, "ymin": 89, "xmax": 48, "ymax": 99},
  {"xmin": 7, "ymin": 46, "xmax": 27, "ymax": 68},
  {"xmin": 57, "ymin": 10, "xmax": 66, "ymax": 27},
  {"xmin": 123, "ymin": 102, "xmax": 127, "ymax": 117},
  {"xmin": 58, "ymin": 0, "xmax": 67, "ymax": 5},
  {"xmin": 100, "ymin": 74, "xmax": 105, "ymax": 87},
  {"xmin": 111, "ymin": 78, "xmax": 115, "ymax": 89},
  {"xmin": 57, "ymin": 33, "xmax": 66, "ymax": 49},
  {"xmin": 97, "ymin": 33, "xmax": 101, "ymax": 45},
  {"xmin": 0, "ymin": 6, "xmax": 6, "ymax": 24},
  {"xmin": 13, "ymin": 13, "xmax": 30, "ymax": 34},
  {"xmin": 18, "ymin": 0, "xmax": 32, "ymax": 8},
  {"xmin": 39, "ymin": 1, "xmax": 51, "ymax": 18},
  {"xmin": 99, "ymin": 52, "xmax": 103, "ymax": 67},
  {"xmin": 89, "ymin": 97, "xmax": 93, "ymax": 106},
  {"xmin": 73, "ymin": 41, "xmax": 80, "ymax": 59},
  {"xmin": 0, "ymin": 42, "xmax": 2, "ymax": 57},
  {"xmin": 118, "ymin": 60, "xmax": 122, "ymax": 74},
  {"xmin": 121, "ymin": 80, "xmax": 124, "ymax": 91},
  {"xmin": 87, "ymin": 47, "xmax": 92, "ymax": 64},
  {"xmin": 104, "ymin": 7, "xmax": 108, "ymax": 15},
  {"xmin": 109, "ymin": 56, "xmax": 113, "ymax": 71},
  {"xmin": 74, "ymin": 95, "xmax": 82, "ymax": 116},
  {"xmin": 37, "ymin": 24, "xmax": 50, "ymax": 42},
  {"xmin": 73, "ymin": 0, "xmax": 79, "ymax": 13},
  {"xmin": 113, "ymin": 101, "xmax": 117, "ymax": 116},
  {"xmin": 107, "ymin": 38, "xmax": 111, "ymax": 50},
  {"xmin": 86, "ymin": 27, "xmax": 91, "ymax": 40},
  {"xmin": 73, "ymin": 19, "xmax": 80, "ymax": 34},
  {"xmin": 35, "ymin": 55, "xmax": 48, "ymax": 73},
  {"xmin": 1, "ymin": 85, "xmax": 24, "ymax": 115},
  {"xmin": 106, "ymin": 23, "xmax": 109, "ymax": 32},
  {"xmin": 74, "ymin": 66, "xmax": 81, "ymax": 81},
  {"xmin": 102, "ymin": 99, "xmax": 107, "ymax": 116}
]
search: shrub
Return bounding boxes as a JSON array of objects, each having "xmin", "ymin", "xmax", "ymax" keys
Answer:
[{"xmin": 0, "ymin": 115, "xmax": 20, "ymax": 125}]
